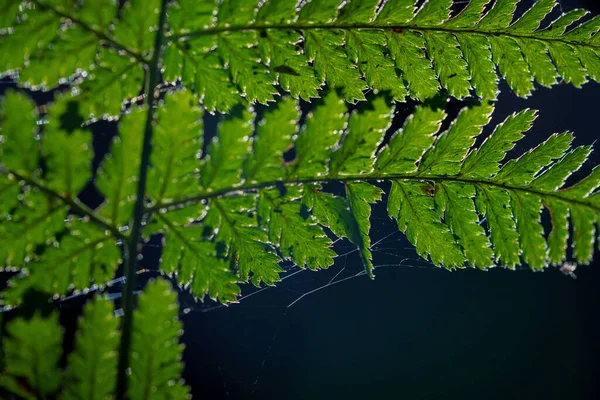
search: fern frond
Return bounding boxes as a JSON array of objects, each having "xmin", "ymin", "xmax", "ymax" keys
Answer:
[
  {"xmin": 1, "ymin": 312, "xmax": 63, "ymax": 396},
  {"xmin": 95, "ymin": 107, "xmax": 147, "ymax": 226},
  {"xmin": 3, "ymin": 217, "xmax": 122, "ymax": 306},
  {"xmin": 128, "ymin": 279, "xmax": 190, "ymax": 400},
  {"xmin": 148, "ymin": 203, "xmax": 241, "ymax": 303},
  {"xmin": 146, "ymin": 91, "xmax": 600, "ymax": 303},
  {"xmin": 258, "ymin": 186, "xmax": 337, "ymax": 270},
  {"xmin": 0, "ymin": 0, "xmax": 150, "ymax": 118},
  {"xmin": 0, "ymin": 92, "xmax": 125, "ymax": 305},
  {"xmin": 3, "ymin": 1, "xmax": 599, "ymax": 115},
  {"xmin": 0, "ymin": 283, "xmax": 190, "ymax": 399},
  {"xmin": 159, "ymin": 0, "xmax": 600, "ymax": 111},
  {"xmin": 61, "ymin": 296, "xmax": 120, "ymax": 400}
]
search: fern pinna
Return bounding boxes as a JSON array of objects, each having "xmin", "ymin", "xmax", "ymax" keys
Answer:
[
  {"xmin": 2, "ymin": 0, "xmax": 600, "ymax": 113},
  {"xmin": 1, "ymin": 0, "xmax": 600, "ymax": 399},
  {"xmin": 1, "ymin": 89, "xmax": 599, "ymax": 302}
]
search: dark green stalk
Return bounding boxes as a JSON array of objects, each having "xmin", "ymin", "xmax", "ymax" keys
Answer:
[
  {"xmin": 148, "ymin": 173, "xmax": 600, "ymax": 214},
  {"xmin": 170, "ymin": 23, "xmax": 600, "ymax": 51},
  {"xmin": 115, "ymin": 0, "xmax": 169, "ymax": 398}
]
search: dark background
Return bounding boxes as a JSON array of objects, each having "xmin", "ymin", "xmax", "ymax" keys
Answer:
[
  {"xmin": 186, "ymin": 84, "xmax": 600, "ymax": 399},
  {"xmin": 2, "ymin": 1, "xmax": 600, "ymax": 399},
  {"xmin": 183, "ymin": 1, "xmax": 600, "ymax": 399}
]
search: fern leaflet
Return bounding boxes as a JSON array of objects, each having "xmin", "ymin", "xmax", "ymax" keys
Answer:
[{"xmin": 0, "ymin": 279, "xmax": 190, "ymax": 399}]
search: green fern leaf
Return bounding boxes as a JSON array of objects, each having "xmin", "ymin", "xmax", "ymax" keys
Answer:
[
  {"xmin": 474, "ymin": 184, "xmax": 521, "ymax": 268},
  {"xmin": 386, "ymin": 30, "xmax": 440, "ymax": 101},
  {"xmin": 388, "ymin": 180, "xmax": 465, "ymax": 268},
  {"xmin": 77, "ymin": 48, "xmax": 146, "ymax": 119},
  {"xmin": 304, "ymin": 29, "xmax": 367, "ymax": 102},
  {"xmin": 42, "ymin": 96, "xmax": 93, "ymax": 197},
  {"xmin": 461, "ymin": 109, "xmax": 538, "ymax": 178},
  {"xmin": 509, "ymin": 0, "xmax": 556, "ymax": 33},
  {"xmin": 148, "ymin": 91, "xmax": 203, "ymax": 205},
  {"xmin": 151, "ymin": 0, "xmax": 600, "ymax": 109},
  {"xmin": 329, "ymin": 96, "xmax": 392, "ymax": 176},
  {"xmin": 113, "ymin": 0, "xmax": 160, "ymax": 56},
  {"xmin": 435, "ymin": 182, "xmax": 493, "ymax": 269},
  {"xmin": 375, "ymin": 106, "xmax": 446, "ymax": 175},
  {"xmin": 138, "ymin": 92, "xmax": 600, "ymax": 300},
  {"xmin": 376, "ymin": 0, "xmax": 414, "ymax": 25},
  {"xmin": 0, "ymin": 92, "xmax": 115, "ymax": 280},
  {"xmin": 2, "ymin": 282, "xmax": 189, "ymax": 399},
  {"xmin": 0, "ymin": 0, "xmax": 145, "ymax": 118},
  {"xmin": 2, "ymin": 312, "xmax": 63, "ymax": 396},
  {"xmin": 532, "ymin": 146, "xmax": 592, "ymax": 191},
  {"xmin": 258, "ymin": 187, "xmax": 336, "ymax": 270},
  {"xmin": 244, "ymin": 97, "xmax": 300, "ymax": 182},
  {"xmin": 418, "ymin": 103, "xmax": 493, "ymax": 176},
  {"xmin": 0, "ymin": 190, "xmax": 67, "ymax": 269},
  {"xmin": 0, "ymin": 92, "xmax": 40, "ymax": 175},
  {"xmin": 4, "ymin": 0, "xmax": 600, "ymax": 114},
  {"xmin": 96, "ymin": 108, "xmax": 144, "ymax": 225},
  {"xmin": 149, "ymin": 204, "xmax": 240, "ymax": 303},
  {"xmin": 61, "ymin": 296, "xmax": 120, "ymax": 400},
  {"xmin": 205, "ymin": 196, "xmax": 283, "ymax": 286},
  {"xmin": 288, "ymin": 91, "xmax": 346, "ymax": 179},
  {"xmin": 495, "ymin": 132, "xmax": 573, "ymax": 185},
  {"xmin": 200, "ymin": 108, "xmax": 254, "ymax": 191},
  {"xmin": 128, "ymin": 279, "xmax": 190, "ymax": 400},
  {"xmin": 345, "ymin": 182, "xmax": 383, "ymax": 278},
  {"xmin": 412, "ymin": 0, "xmax": 453, "ymax": 26},
  {"xmin": 4, "ymin": 218, "xmax": 121, "ymax": 305},
  {"xmin": 302, "ymin": 183, "xmax": 377, "ymax": 277}
]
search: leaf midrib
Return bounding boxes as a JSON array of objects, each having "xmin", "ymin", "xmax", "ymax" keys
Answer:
[
  {"xmin": 172, "ymin": 23, "xmax": 600, "ymax": 50},
  {"xmin": 149, "ymin": 173, "xmax": 600, "ymax": 215}
]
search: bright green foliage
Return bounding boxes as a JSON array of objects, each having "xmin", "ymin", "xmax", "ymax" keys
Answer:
[
  {"xmin": 160, "ymin": 0, "xmax": 600, "ymax": 110},
  {"xmin": 149, "ymin": 204, "xmax": 241, "ymax": 303},
  {"xmin": 1, "ymin": 313, "xmax": 63, "ymax": 396},
  {"xmin": 3, "ymin": 0, "xmax": 600, "ymax": 114},
  {"xmin": 137, "ymin": 91, "xmax": 600, "ymax": 298},
  {"xmin": 244, "ymin": 98, "xmax": 300, "ymax": 182},
  {"xmin": 375, "ymin": 106, "xmax": 445, "ymax": 175},
  {"xmin": 128, "ymin": 279, "xmax": 190, "ymax": 400},
  {"xmin": 388, "ymin": 180, "xmax": 465, "ymax": 268},
  {"xmin": 4, "ymin": 89, "xmax": 599, "ymax": 304},
  {"xmin": 205, "ymin": 195, "xmax": 283, "ymax": 287},
  {"xmin": 345, "ymin": 182, "xmax": 383, "ymax": 278},
  {"xmin": 148, "ymin": 91, "xmax": 203, "ymax": 205},
  {"xmin": 259, "ymin": 187, "xmax": 336, "ymax": 270},
  {"xmin": 0, "ymin": 91, "xmax": 123, "ymax": 306},
  {"xmin": 288, "ymin": 92, "xmax": 346, "ymax": 179},
  {"xmin": 0, "ymin": 282, "xmax": 190, "ymax": 399},
  {"xmin": 435, "ymin": 182, "xmax": 493, "ymax": 269},
  {"xmin": 1, "ymin": 1, "xmax": 600, "ymax": 398},
  {"xmin": 96, "ymin": 108, "xmax": 144, "ymax": 225},
  {"xmin": 0, "ymin": 0, "xmax": 148, "ymax": 118},
  {"xmin": 3, "ymin": 217, "xmax": 122, "ymax": 306},
  {"xmin": 329, "ymin": 96, "xmax": 392, "ymax": 176},
  {"xmin": 62, "ymin": 297, "xmax": 120, "ymax": 400}
]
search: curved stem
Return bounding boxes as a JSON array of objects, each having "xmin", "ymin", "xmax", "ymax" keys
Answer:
[
  {"xmin": 148, "ymin": 173, "xmax": 600, "ymax": 214},
  {"xmin": 171, "ymin": 23, "xmax": 600, "ymax": 51},
  {"xmin": 114, "ymin": 0, "xmax": 169, "ymax": 398}
]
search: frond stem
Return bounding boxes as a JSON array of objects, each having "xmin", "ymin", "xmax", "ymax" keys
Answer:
[
  {"xmin": 32, "ymin": 0, "xmax": 149, "ymax": 65},
  {"xmin": 0, "ymin": 169, "xmax": 125, "ymax": 241},
  {"xmin": 171, "ymin": 23, "xmax": 600, "ymax": 50},
  {"xmin": 115, "ymin": 0, "xmax": 169, "ymax": 398},
  {"xmin": 148, "ymin": 174, "xmax": 600, "ymax": 214}
]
